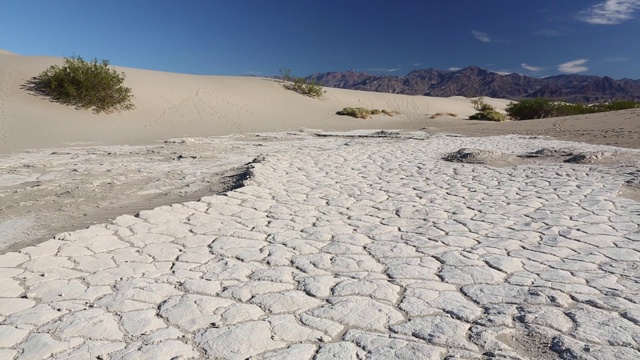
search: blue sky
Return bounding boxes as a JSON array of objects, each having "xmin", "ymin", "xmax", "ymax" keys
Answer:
[{"xmin": 1, "ymin": 0, "xmax": 639, "ymax": 79}]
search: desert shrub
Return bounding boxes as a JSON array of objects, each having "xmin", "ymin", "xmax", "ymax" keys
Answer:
[
  {"xmin": 469, "ymin": 98, "xmax": 504, "ymax": 121},
  {"xmin": 471, "ymin": 97, "xmax": 495, "ymax": 112},
  {"xmin": 337, "ymin": 107, "xmax": 371, "ymax": 119},
  {"xmin": 594, "ymin": 99, "xmax": 640, "ymax": 111},
  {"xmin": 284, "ymin": 77, "xmax": 325, "ymax": 98},
  {"xmin": 31, "ymin": 56, "xmax": 134, "ymax": 113},
  {"xmin": 337, "ymin": 107, "xmax": 396, "ymax": 119},
  {"xmin": 279, "ymin": 68, "xmax": 292, "ymax": 82},
  {"xmin": 552, "ymin": 102, "xmax": 599, "ymax": 117},
  {"xmin": 506, "ymin": 98, "xmax": 640, "ymax": 120},
  {"xmin": 469, "ymin": 110, "xmax": 506, "ymax": 121},
  {"xmin": 430, "ymin": 112, "xmax": 458, "ymax": 119},
  {"xmin": 505, "ymin": 98, "xmax": 556, "ymax": 120}
]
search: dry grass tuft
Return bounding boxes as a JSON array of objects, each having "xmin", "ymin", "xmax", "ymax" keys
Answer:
[
  {"xmin": 337, "ymin": 107, "xmax": 399, "ymax": 119},
  {"xmin": 430, "ymin": 112, "xmax": 458, "ymax": 119}
]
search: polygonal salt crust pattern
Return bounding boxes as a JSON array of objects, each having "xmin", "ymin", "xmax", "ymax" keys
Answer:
[{"xmin": 1, "ymin": 134, "xmax": 639, "ymax": 359}]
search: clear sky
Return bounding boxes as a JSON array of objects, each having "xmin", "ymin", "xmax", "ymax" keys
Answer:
[{"xmin": 1, "ymin": 0, "xmax": 639, "ymax": 79}]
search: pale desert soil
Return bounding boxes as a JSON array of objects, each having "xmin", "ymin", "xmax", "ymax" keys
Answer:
[{"xmin": 2, "ymin": 129, "xmax": 638, "ymax": 253}]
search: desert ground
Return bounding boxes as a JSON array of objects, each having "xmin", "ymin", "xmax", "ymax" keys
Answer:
[{"xmin": 0, "ymin": 50, "xmax": 639, "ymax": 359}]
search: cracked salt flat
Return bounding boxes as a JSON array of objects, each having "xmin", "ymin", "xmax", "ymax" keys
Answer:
[{"xmin": 1, "ymin": 132, "xmax": 639, "ymax": 359}]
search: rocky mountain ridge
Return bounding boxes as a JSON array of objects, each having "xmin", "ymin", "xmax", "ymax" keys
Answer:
[{"xmin": 307, "ymin": 66, "xmax": 640, "ymax": 102}]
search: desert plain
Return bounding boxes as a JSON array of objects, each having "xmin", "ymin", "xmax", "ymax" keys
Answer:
[{"xmin": 1, "ymin": 50, "xmax": 640, "ymax": 359}]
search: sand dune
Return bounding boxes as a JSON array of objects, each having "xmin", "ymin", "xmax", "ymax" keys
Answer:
[
  {"xmin": 0, "ymin": 51, "xmax": 514, "ymax": 154},
  {"xmin": 3, "ymin": 51, "xmax": 638, "ymax": 154}
]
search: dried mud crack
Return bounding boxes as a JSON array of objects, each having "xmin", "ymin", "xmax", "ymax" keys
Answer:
[{"xmin": 1, "ymin": 130, "xmax": 639, "ymax": 359}]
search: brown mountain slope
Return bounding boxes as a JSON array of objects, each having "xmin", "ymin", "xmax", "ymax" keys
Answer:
[{"xmin": 308, "ymin": 67, "xmax": 640, "ymax": 102}]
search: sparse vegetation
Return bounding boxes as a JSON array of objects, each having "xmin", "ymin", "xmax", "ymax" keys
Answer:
[
  {"xmin": 506, "ymin": 98, "xmax": 640, "ymax": 120},
  {"xmin": 504, "ymin": 98, "xmax": 557, "ymax": 120},
  {"xmin": 337, "ymin": 107, "xmax": 396, "ymax": 119},
  {"xmin": 279, "ymin": 68, "xmax": 292, "ymax": 82},
  {"xmin": 337, "ymin": 107, "xmax": 371, "ymax": 119},
  {"xmin": 280, "ymin": 69, "xmax": 325, "ymax": 98},
  {"xmin": 29, "ymin": 56, "xmax": 134, "ymax": 113},
  {"xmin": 287, "ymin": 77, "xmax": 325, "ymax": 98},
  {"xmin": 469, "ymin": 110, "xmax": 506, "ymax": 121},
  {"xmin": 469, "ymin": 97, "xmax": 506, "ymax": 121},
  {"xmin": 430, "ymin": 112, "xmax": 458, "ymax": 119},
  {"xmin": 597, "ymin": 99, "xmax": 640, "ymax": 111},
  {"xmin": 471, "ymin": 97, "xmax": 494, "ymax": 112}
]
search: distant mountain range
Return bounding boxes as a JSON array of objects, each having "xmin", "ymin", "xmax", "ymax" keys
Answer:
[{"xmin": 306, "ymin": 66, "xmax": 640, "ymax": 102}]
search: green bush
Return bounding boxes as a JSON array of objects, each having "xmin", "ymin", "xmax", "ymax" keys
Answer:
[
  {"xmin": 593, "ymin": 100, "xmax": 640, "ymax": 111},
  {"xmin": 469, "ymin": 110, "xmax": 506, "ymax": 121},
  {"xmin": 32, "ymin": 56, "xmax": 134, "ymax": 113},
  {"xmin": 284, "ymin": 77, "xmax": 325, "ymax": 98},
  {"xmin": 470, "ymin": 97, "xmax": 495, "ymax": 112},
  {"xmin": 337, "ymin": 107, "xmax": 396, "ymax": 119},
  {"xmin": 506, "ymin": 98, "xmax": 640, "ymax": 120},
  {"xmin": 505, "ymin": 98, "xmax": 556, "ymax": 120},
  {"xmin": 468, "ymin": 97, "xmax": 505, "ymax": 121},
  {"xmin": 552, "ymin": 103, "xmax": 599, "ymax": 117},
  {"xmin": 337, "ymin": 107, "xmax": 372, "ymax": 119}
]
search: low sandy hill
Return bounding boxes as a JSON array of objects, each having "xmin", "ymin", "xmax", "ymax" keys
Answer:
[{"xmin": 0, "ymin": 51, "xmax": 511, "ymax": 154}]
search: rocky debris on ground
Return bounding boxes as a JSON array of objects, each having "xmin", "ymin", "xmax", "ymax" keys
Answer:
[
  {"xmin": 444, "ymin": 145, "xmax": 640, "ymax": 169},
  {"xmin": 442, "ymin": 148, "xmax": 518, "ymax": 165},
  {"xmin": 518, "ymin": 147, "xmax": 577, "ymax": 158}
]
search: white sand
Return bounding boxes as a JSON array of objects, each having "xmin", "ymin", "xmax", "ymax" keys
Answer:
[{"xmin": 0, "ymin": 51, "xmax": 513, "ymax": 154}]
